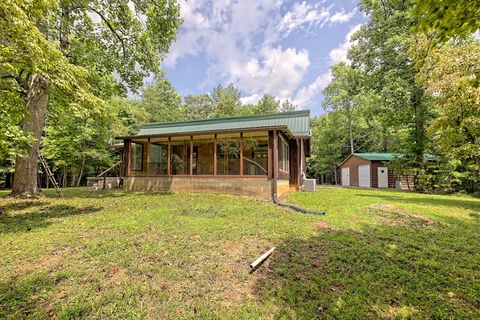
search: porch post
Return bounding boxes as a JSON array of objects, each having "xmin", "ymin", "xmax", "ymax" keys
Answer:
[
  {"xmin": 213, "ymin": 134, "xmax": 217, "ymax": 176},
  {"xmin": 296, "ymin": 139, "xmax": 301, "ymax": 186},
  {"xmin": 183, "ymin": 140, "xmax": 187, "ymax": 175},
  {"xmin": 167, "ymin": 137, "xmax": 171, "ymax": 176},
  {"xmin": 127, "ymin": 139, "xmax": 132, "ymax": 177},
  {"xmin": 267, "ymin": 131, "xmax": 273, "ymax": 179},
  {"xmin": 273, "ymin": 131, "xmax": 278, "ymax": 180},
  {"xmin": 146, "ymin": 138, "xmax": 150, "ymax": 176},
  {"xmin": 190, "ymin": 135, "xmax": 193, "ymax": 176},
  {"xmin": 239, "ymin": 132, "xmax": 243, "ymax": 176},
  {"xmin": 272, "ymin": 130, "xmax": 279, "ymax": 198},
  {"xmin": 300, "ymin": 139, "xmax": 305, "ymax": 174}
]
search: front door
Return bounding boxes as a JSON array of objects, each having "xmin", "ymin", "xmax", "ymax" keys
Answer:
[
  {"xmin": 378, "ymin": 167, "xmax": 388, "ymax": 188},
  {"xmin": 341, "ymin": 167, "xmax": 350, "ymax": 186}
]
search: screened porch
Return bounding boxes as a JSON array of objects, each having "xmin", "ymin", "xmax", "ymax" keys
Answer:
[{"xmin": 123, "ymin": 131, "xmax": 292, "ymax": 178}]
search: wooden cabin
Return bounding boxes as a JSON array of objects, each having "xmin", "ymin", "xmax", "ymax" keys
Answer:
[{"xmin": 118, "ymin": 111, "xmax": 311, "ymax": 198}]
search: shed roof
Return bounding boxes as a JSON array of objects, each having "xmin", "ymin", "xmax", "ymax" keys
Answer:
[
  {"xmin": 338, "ymin": 153, "xmax": 401, "ymax": 167},
  {"xmin": 125, "ymin": 110, "xmax": 311, "ymax": 138},
  {"xmin": 354, "ymin": 153, "xmax": 401, "ymax": 161}
]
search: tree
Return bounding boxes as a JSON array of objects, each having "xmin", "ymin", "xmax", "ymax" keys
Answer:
[
  {"xmin": 323, "ymin": 63, "xmax": 363, "ymax": 154},
  {"xmin": 42, "ymin": 99, "xmax": 114, "ymax": 187},
  {"xmin": 1, "ymin": 0, "xmax": 104, "ymax": 196},
  {"xmin": 252, "ymin": 94, "xmax": 280, "ymax": 114},
  {"xmin": 183, "ymin": 94, "xmax": 215, "ymax": 120},
  {"xmin": 308, "ymin": 113, "xmax": 350, "ymax": 184},
  {"xmin": 417, "ymin": 40, "xmax": 480, "ymax": 170},
  {"xmin": 1, "ymin": 0, "xmax": 181, "ymax": 196},
  {"xmin": 350, "ymin": 0, "xmax": 430, "ymax": 174},
  {"xmin": 141, "ymin": 78, "xmax": 183, "ymax": 122},
  {"xmin": 415, "ymin": 0, "xmax": 480, "ymax": 42},
  {"xmin": 279, "ymin": 100, "xmax": 297, "ymax": 112},
  {"xmin": 110, "ymin": 97, "xmax": 150, "ymax": 137},
  {"xmin": 210, "ymin": 83, "xmax": 242, "ymax": 118}
]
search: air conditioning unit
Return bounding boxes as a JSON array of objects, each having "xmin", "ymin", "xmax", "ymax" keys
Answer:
[{"xmin": 303, "ymin": 179, "xmax": 316, "ymax": 192}]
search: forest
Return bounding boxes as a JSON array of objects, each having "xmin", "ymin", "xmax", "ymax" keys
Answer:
[
  {"xmin": 311, "ymin": 0, "xmax": 480, "ymax": 194},
  {"xmin": 0, "ymin": 0, "xmax": 479, "ymax": 195}
]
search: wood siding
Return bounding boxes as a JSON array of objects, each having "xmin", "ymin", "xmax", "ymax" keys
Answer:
[
  {"xmin": 340, "ymin": 155, "xmax": 371, "ymax": 187},
  {"xmin": 370, "ymin": 160, "xmax": 396, "ymax": 188},
  {"xmin": 340, "ymin": 155, "xmax": 415, "ymax": 189}
]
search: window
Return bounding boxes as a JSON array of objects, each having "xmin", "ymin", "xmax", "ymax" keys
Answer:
[
  {"xmin": 243, "ymin": 140, "xmax": 268, "ymax": 175},
  {"xmin": 131, "ymin": 142, "xmax": 144, "ymax": 171},
  {"xmin": 277, "ymin": 135, "xmax": 289, "ymax": 172},
  {"xmin": 194, "ymin": 141, "xmax": 214, "ymax": 175},
  {"xmin": 149, "ymin": 144, "xmax": 168, "ymax": 175},
  {"xmin": 217, "ymin": 139, "xmax": 240, "ymax": 175},
  {"xmin": 170, "ymin": 142, "xmax": 187, "ymax": 175}
]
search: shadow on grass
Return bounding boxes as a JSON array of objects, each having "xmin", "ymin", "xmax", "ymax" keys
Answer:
[
  {"xmin": 0, "ymin": 204, "xmax": 102, "ymax": 234},
  {"xmin": 43, "ymin": 188, "xmax": 176, "ymax": 200},
  {"xmin": 253, "ymin": 215, "xmax": 480, "ymax": 319},
  {"xmin": 358, "ymin": 193, "xmax": 480, "ymax": 212}
]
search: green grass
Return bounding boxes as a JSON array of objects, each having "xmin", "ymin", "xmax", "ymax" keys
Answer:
[{"xmin": 0, "ymin": 187, "xmax": 478, "ymax": 319}]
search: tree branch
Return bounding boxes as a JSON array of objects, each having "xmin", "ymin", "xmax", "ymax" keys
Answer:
[{"xmin": 87, "ymin": 6, "xmax": 127, "ymax": 59}]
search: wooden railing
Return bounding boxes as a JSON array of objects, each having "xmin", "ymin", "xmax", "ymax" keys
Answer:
[{"xmin": 96, "ymin": 161, "xmax": 121, "ymax": 189}]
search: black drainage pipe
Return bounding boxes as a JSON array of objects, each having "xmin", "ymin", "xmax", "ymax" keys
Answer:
[{"xmin": 272, "ymin": 194, "xmax": 325, "ymax": 215}]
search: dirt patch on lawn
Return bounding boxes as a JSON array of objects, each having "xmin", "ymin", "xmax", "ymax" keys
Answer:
[
  {"xmin": 369, "ymin": 204, "xmax": 434, "ymax": 227},
  {"xmin": 209, "ymin": 239, "xmax": 274, "ymax": 307},
  {"xmin": 311, "ymin": 221, "xmax": 337, "ymax": 232}
]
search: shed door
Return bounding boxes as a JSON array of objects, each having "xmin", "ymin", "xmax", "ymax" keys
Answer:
[
  {"xmin": 358, "ymin": 165, "xmax": 371, "ymax": 188},
  {"xmin": 378, "ymin": 167, "xmax": 388, "ymax": 188},
  {"xmin": 341, "ymin": 167, "xmax": 350, "ymax": 186}
]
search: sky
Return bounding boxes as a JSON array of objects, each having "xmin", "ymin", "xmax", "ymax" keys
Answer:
[{"xmin": 161, "ymin": 0, "xmax": 367, "ymax": 116}]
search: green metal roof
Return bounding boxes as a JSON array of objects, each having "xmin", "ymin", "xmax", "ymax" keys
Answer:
[
  {"xmin": 354, "ymin": 153, "xmax": 402, "ymax": 161},
  {"xmin": 132, "ymin": 110, "xmax": 311, "ymax": 138}
]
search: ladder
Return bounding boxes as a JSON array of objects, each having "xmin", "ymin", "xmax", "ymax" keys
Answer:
[{"xmin": 38, "ymin": 151, "xmax": 63, "ymax": 197}]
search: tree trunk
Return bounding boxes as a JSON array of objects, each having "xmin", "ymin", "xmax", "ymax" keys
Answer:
[
  {"xmin": 70, "ymin": 169, "xmax": 76, "ymax": 187},
  {"xmin": 412, "ymin": 89, "xmax": 425, "ymax": 192},
  {"xmin": 62, "ymin": 166, "xmax": 67, "ymax": 187},
  {"xmin": 11, "ymin": 75, "xmax": 50, "ymax": 197},
  {"xmin": 347, "ymin": 105, "xmax": 354, "ymax": 154}
]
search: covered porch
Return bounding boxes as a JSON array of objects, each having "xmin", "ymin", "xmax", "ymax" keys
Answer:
[{"xmin": 119, "ymin": 111, "xmax": 311, "ymax": 197}]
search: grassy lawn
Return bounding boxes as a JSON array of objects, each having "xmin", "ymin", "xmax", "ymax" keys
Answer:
[{"xmin": 0, "ymin": 187, "xmax": 478, "ymax": 319}]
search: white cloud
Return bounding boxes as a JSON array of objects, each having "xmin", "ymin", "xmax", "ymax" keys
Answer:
[
  {"xmin": 165, "ymin": 0, "xmax": 313, "ymax": 99},
  {"xmin": 230, "ymin": 46, "xmax": 310, "ymax": 98},
  {"xmin": 294, "ymin": 71, "xmax": 332, "ymax": 108},
  {"xmin": 328, "ymin": 24, "xmax": 362, "ymax": 64},
  {"xmin": 329, "ymin": 9, "xmax": 356, "ymax": 23},
  {"xmin": 240, "ymin": 94, "xmax": 262, "ymax": 105},
  {"xmin": 163, "ymin": 0, "xmax": 360, "ymax": 110},
  {"xmin": 278, "ymin": 2, "xmax": 356, "ymax": 36}
]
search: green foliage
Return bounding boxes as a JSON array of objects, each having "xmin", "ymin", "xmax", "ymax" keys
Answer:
[
  {"xmin": 351, "ymin": 0, "xmax": 428, "ymax": 162},
  {"xmin": 183, "ymin": 94, "xmax": 215, "ymax": 120},
  {"xmin": 141, "ymin": 78, "xmax": 183, "ymax": 122},
  {"xmin": 415, "ymin": 0, "xmax": 480, "ymax": 42},
  {"xmin": 42, "ymin": 94, "xmax": 115, "ymax": 184},
  {"xmin": 0, "ymin": 0, "xmax": 104, "ymax": 158},
  {"xmin": 109, "ymin": 97, "xmax": 149, "ymax": 137},
  {"xmin": 417, "ymin": 39, "xmax": 480, "ymax": 170},
  {"xmin": 210, "ymin": 83, "xmax": 242, "ymax": 118},
  {"xmin": 250, "ymin": 94, "xmax": 280, "ymax": 115}
]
